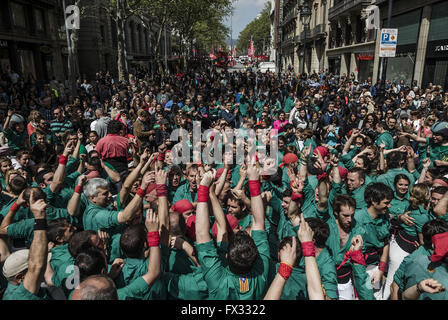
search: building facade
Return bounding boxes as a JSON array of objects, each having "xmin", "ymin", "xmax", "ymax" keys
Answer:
[
  {"xmin": 280, "ymin": 0, "xmax": 297, "ymax": 72},
  {"xmin": 0, "ymin": 0, "xmax": 65, "ymax": 85},
  {"xmin": 373, "ymin": 0, "xmax": 448, "ymax": 89}
]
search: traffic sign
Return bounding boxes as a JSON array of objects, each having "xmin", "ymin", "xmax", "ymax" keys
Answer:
[{"xmin": 380, "ymin": 28, "xmax": 398, "ymax": 57}]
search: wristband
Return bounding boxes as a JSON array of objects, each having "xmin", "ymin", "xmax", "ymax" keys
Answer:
[
  {"xmin": 291, "ymin": 192, "xmax": 303, "ymax": 201},
  {"xmin": 10, "ymin": 202, "xmax": 20, "ymax": 213},
  {"xmin": 157, "ymin": 152, "xmax": 165, "ymax": 162},
  {"xmin": 350, "ymin": 250, "xmax": 366, "ymax": 266},
  {"xmin": 248, "ymin": 180, "xmax": 261, "ymax": 197},
  {"xmin": 301, "ymin": 241, "xmax": 316, "ymax": 257},
  {"xmin": 34, "ymin": 219, "xmax": 47, "ymax": 231},
  {"xmin": 197, "ymin": 185, "xmax": 209, "ymax": 203},
  {"xmin": 317, "ymin": 172, "xmax": 328, "ymax": 182},
  {"xmin": 74, "ymin": 185, "xmax": 83, "ymax": 194},
  {"xmin": 147, "ymin": 231, "xmax": 160, "ymax": 247},
  {"xmin": 378, "ymin": 261, "xmax": 387, "ymax": 273},
  {"xmin": 156, "ymin": 184, "xmax": 167, "ymax": 197},
  {"xmin": 136, "ymin": 187, "xmax": 145, "ymax": 198},
  {"xmin": 416, "ymin": 283, "xmax": 423, "ymax": 295},
  {"xmin": 278, "ymin": 262, "xmax": 293, "ymax": 280},
  {"xmin": 59, "ymin": 154, "xmax": 68, "ymax": 165}
]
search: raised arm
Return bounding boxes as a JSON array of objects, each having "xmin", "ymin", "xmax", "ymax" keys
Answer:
[
  {"xmin": 50, "ymin": 141, "xmax": 75, "ymax": 193},
  {"xmin": 100, "ymin": 159, "xmax": 121, "ymax": 183},
  {"xmin": 2, "ymin": 109, "xmax": 14, "ymax": 131},
  {"xmin": 264, "ymin": 237, "xmax": 297, "ymax": 300},
  {"xmin": 210, "ymin": 183, "xmax": 228, "ymax": 243},
  {"xmin": 117, "ymin": 172, "xmax": 151, "ymax": 224},
  {"xmin": 343, "ymin": 129, "xmax": 360, "ymax": 154},
  {"xmin": 299, "ymin": 146, "xmax": 311, "ymax": 181},
  {"xmin": 418, "ymin": 158, "xmax": 431, "ymax": 184},
  {"xmin": 298, "ymin": 214, "xmax": 324, "ymax": 300},
  {"xmin": 317, "ymin": 179, "xmax": 328, "ymax": 212},
  {"xmin": 154, "ymin": 167, "xmax": 168, "ymax": 238},
  {"xmin": 195, "ymin": 170, "xmax": 216, "ymax": 244},
  {"xmin": 0, "ymin": 191, "xmax": 26, "ymax": 235},
  {"xmin": 142, "ymin": 209, "xmax": 161, "ymax": 287},
  {"xmin": 120, "ymin": 150, "xmax": 150, "ymax": 205},
  {"xmin": 247, "ymin": 162, "xmax": 265, "ymax": 231},
  {"xmin": 23, "ymin": 192, "xmax": 48, "ymax": 295},
  {"xmin": 72, "ymin": 129, "xmax": 83, "ymax": 160},
  {"xmin": 434, "ymin": 191, "xmax": 448, "ymax": 218},
  {"xmin": 67, "ymin": 175, "xmax": 87, "ymax": 216}
]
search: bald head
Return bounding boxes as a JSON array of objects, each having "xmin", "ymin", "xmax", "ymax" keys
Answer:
[{"xmin": 71, "ymin": 275, "xmax": 117, "ymax": 300}]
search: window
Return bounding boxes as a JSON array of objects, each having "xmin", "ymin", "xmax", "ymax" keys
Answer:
[
  {"xmin": 428, "ymin": 1, "xmax": 448, "ymax": 42},
  {"xmin": 384, "ymin": 9, "xmax": 421, "ymax": 46},
  {"xmin": 34, "ymin": 8, "xmax": 44, "ymax": 32},
  {"xmin": 11, "ymin": 2, "xmax": 26, "ymax": 28},
  {"xmin": 100, "ymin": 25, "xmax": 105, "ymax": 43}
]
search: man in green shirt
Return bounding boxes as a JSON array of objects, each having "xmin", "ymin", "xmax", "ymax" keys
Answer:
[
  {"xmin": 194, "ymin": 166, "xmax": 271, "ymax": 299},
  {"xmin": 375, "ymin": 121, "xmax": 394, "ymax": 150},
  {"xmin": 354, "ymin": 182, "xmax": 394, "ymax": 300},
  {"xmin": 2, "ymin": 192, "xmax": 49, "ymax": 300},
  {"xmin": 172, "ymin": 165, "xmax": 199, "ymax": 204},
  {"xmin": 2, "ymin": 110, "xmax": 29, "ymax": 155}
]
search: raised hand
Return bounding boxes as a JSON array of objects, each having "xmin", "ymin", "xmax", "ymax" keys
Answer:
[
  {"xmin": 97, "ymin": 230, "xmax": 109, "ymax": 250},
  {"xmin": 423, "ymin": 158, "xmax": 431, "ymax": 169},
  {"xmin": 141, "ymin": 171, "xmax": 154, "ymax": 190},
  {"xmin": 298, "ymin": 214, "xmax": 314, "ymax": 243},
  {"xmin": 77, "ymin": 175, "xmax": 88, "ymax": 187},
  {"xmin": 247, "ymin": 161, "xmax": 260, "ymax": 181},
  {"xmin": 350, "ymin": 235, "xmax": 363, "ymax": 252},
  {"xmin": 108, "ymin": 258, "xmax": 125, "ymax": 280},
  {"xmin": 29, "ymin": 191, "xmax": 47, "ymax": 219},
  {"xmin": 155, "ymin": 167, "xmax": 167, "ymax": 185},
  {"xmin": 145, "ymin": 208, "xmax": 159, "ymax": 232},
  {"xmin": 279, "ymin": 236, "xmax": 297, "ymax": 266},
  {"xmin": 200, "ymin": 169, "xmax": 216, "ymax": 187}
]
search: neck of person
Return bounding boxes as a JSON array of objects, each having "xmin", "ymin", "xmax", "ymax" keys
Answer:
[{"xmin": 367, "ymin": 206, "xmax": 380, "ymax": 220}]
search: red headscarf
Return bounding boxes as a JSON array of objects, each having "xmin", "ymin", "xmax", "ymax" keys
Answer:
[
  {"xmin": 313, "ymin": 146, "xmax": 328, "ymax": 159},
  {"xmin": 280, "ymin": 153, "xmax": 299, "ymax": 168},
  {"xmin": 186, "ymin": 215, "xmax": 196, "ymax": 241},
  {"xmin": 211, "ymin": 214, "xmax": 240, "ymax": 239},
  {"xmin": 338, "ymin": 167, "xmax": 349, "ymax": 180},
  {"xmin": 170, "ymin": 199, "xmax": 194, "ymax": 214},
  {"xmin": 430, "ymin": 232, "xmax": 448, "ymax": 263}
]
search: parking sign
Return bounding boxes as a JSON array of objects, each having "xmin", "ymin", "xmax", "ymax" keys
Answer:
[{"xmin": 380, "ymin": 29, "xmax": 398, "ymax": 57}]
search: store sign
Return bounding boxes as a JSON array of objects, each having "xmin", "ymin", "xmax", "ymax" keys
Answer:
[
  {"xmin": 435, "ymin": 45, "xmax": 448, "ymax": 52},
  {"xmin": 380, "ymin": 29, "xmax": 398, "ymax": 57}
]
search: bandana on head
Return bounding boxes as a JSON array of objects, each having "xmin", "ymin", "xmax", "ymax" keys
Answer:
[
  {"xmin": 170, "ymin": 199, "xmax": 194, "ymax": 214},
  {"xmin": 313, "ymin": 146, "xmax": 328, "ymax": 159},
  {"xmin": 338, "ymin": 167, "xmax": 349, "ymax": 180},
  {"xmin": 212, "ymin": 214, "xmax": 240, "ymax": 239},
  {"xmin": 430, "ymin": 232, "xmax": 448, "ymax": 263},
  {"xmin": 280, "ymin": 153, "xmax": 299, "ymax": 168},
  {"xmin": 186, "ymin": 215, "xmax": 196, "ymax": 241},
  {"xmin": 215, "ymin": 167, "xmax": 232, "ymax": 181}
]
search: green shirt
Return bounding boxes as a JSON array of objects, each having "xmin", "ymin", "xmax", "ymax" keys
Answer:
[
  {"xmin": 2, "ymin": 282, "xmax": 47, "ymax": 300},
  {"xmin": 376, "ymin": 168, "xmax": 415, "ymax": 192},
  {"xmin": 2, "ymin": 128, "xmax": 28, "ymax": 151},
  {"xmin": 162, "ymin": 266, "xmax": 209, "ymax": 300},
  {"xmin": 354, "ymin": 208, "xmax": 391, "ymax": 264},
  {"xmin": 375, "ymin": 131, "xmax": 394, "ymax": 150},
  {"xmin": 389, "ymin": 194, "xmax": 410, "ymax": 219},
  {"xmin": 393, "ymin": 245, "xmax": 432, "ymax": 292},
  {"xmin": 302, "ymin": 176, "xmax": 319, "ymax": 218},
  {"xmin": 195, "ymin": 230, "xmax": 271, "ymax": 300},
  {"xmin": 172, "ymin": 181, "xmax": 197, "ymax": 204},
  {"xmin": 284, "ymin": 97, "xmax": 295, "ymax": 113},
  {"xmin": 400, "ymin": 205, "xmax": 429, "ymax": 237},
  {"xmin": 82, "ymin": 203, "xmax": 122, "ymax": 235}
]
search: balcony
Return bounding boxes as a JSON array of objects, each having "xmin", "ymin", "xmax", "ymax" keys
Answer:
[
  {"xmin": 296, "ymin": 30, "xmax": 311, "ymax": 43},
  {"xmin": 280, "ymin": 8, "xmax": 298, "ymax": 27},
  {"xmin": 328, "ymin": 0, "xmax": 371, "ymax": 19},
  {"xmin": 310, "ymin": 24, "xmax": 326, "ymax": 39}
]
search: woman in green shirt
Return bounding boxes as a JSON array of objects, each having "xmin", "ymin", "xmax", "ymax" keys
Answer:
[{"xmin": 385, "ymin": 183, "xmax": 431, "ymax": 300}]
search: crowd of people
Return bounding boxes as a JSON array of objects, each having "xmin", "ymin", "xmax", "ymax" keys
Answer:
[{"xmin": 0, "ymin": 62, "xmax": 448, "ymax": 301}]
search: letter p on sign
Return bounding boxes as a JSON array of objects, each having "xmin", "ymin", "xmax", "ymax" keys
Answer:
[{"xmin": 65, "ymin": 5, "xmax": 80, "ymax": 30}]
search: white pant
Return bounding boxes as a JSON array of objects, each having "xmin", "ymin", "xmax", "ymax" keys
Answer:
[
  {"xmin": 383, "ymin": 235, "xmax": 410, "ymax": 300},
  {"xmin": 366, "ymin": 265, "xmax": 385, "ymax": 300},
  {"xmin": 338, "ymin": 278, "xmax": 355, "ymax": 300}
]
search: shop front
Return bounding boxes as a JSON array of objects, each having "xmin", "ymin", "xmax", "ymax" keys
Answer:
[
  {"xmin": 356, "ymin": 53, "xmax": 374, "ymax": 82},
  {"xmin": 422, "ymin": 1, "xmax": 448, "ymax": 89}
]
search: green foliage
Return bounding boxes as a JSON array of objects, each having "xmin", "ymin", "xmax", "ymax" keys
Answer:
[{"xmin": 236, "ymin": 1, "xmax": 271, "ymax": 56}]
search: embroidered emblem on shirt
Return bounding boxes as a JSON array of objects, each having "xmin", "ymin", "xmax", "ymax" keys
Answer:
[{"xmin": 239, "ymin": 277, "xmax": 249, "ymax": 292}]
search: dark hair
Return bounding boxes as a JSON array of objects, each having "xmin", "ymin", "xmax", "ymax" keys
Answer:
[
  {"xmin": 364, "ymin": 183, "xmax": 394, "ymax": 207},
  {"xmin": 75, "ymin": 248, "xmax": 107, "ymax": 282},
  {"xmin": 106, "ymin": 120, "xmax": 124, "ymax": 135},
  {"xmin": 87, "ymin": 155, "xmax": 101, "ymax": 168},
  {"xmin": 278, "ymin": 236, "xmax": 302, "ymax": 267},
  {"xmin": 227, "ymin": 230, "xmax": 259, "ymax": 275},
  {"xmin": 432, "ymin": 186, "xmax": 448, "ymax": 195},
  {"xmin": 422, "ymin": 219, "xmax": 448, "ymax": 248},
  {"xmin": 69, "ymin": 230, "xmax": 98, "ymax": 257},
  {"xmin": 120, "ymin": 224, "xmax": 147, "ymax": 259},
  {"xmin": 394, "ymin": 174, "xmax": 410, "ymax": 186},
  {"xmin": 332, "ymin": 194, "xmax": 356, "ymax": 215},
  {"xmin": 376, "ymin": 121, "xmax": 388, "ymax": 131},
  {"xmin": 387, "ymin": 151, "xmax": 405, "ymax": 169},
  {"xmin": 305, "ymin": 218, "xmax": 330, "ymax": 248},
  {"xmin": 283, "ymin": 188, "xmax": 292, "ymax": 198},
  {"xmin": 9, "ymin": 175, "xmax": 27, "ymax": 195},
  {"xmin": 23, "ymin": 187, "xmax": 47, "ymax": 203},
  {"xmin": 169, "ymin": 212, "xmax": 187, "ymax": 237},
  {"xmin": 349, "ymin": 167, "xmax": 366, "ymax": 183},
  {"xmin": 35, "ymin": 169, "xmax": 53, "ymax": 185},
  {"xmin": 47, "ymin": 218, "xmax": 71, "ymax": 243},
  {"xmin": 78, "ymin": 275, "xmax": 118, "ymax": 300},
  {"xmin": 16, "ymin": 149, "xmax": 30, "ymax": 160}
]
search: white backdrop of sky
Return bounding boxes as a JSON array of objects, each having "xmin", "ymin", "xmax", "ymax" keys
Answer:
[{"xmin": 224, "ymin": 0, "xmax": 268, "ymax": 41}]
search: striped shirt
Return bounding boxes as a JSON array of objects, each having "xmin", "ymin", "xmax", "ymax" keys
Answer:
[{"xmin": 50, "ymin": 119, "xmax": 73, "ymax": 142}]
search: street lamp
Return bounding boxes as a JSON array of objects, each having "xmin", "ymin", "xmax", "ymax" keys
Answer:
[{"xmin": 300, "ymin": 5, "xmax": 311, "ymax": 74}]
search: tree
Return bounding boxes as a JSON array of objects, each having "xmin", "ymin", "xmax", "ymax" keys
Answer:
[
  {"xmin": 193, "ymin": 16, "xmax": 229, "ymax": 55},
  {"xmin": 236, "ymin": 1, "xmax": 271, "ymax": 56}
]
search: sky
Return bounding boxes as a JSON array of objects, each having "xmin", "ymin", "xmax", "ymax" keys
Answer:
[{"xmin": 224, "ymin": 0, "xmax": 269, "ymax": 41}]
